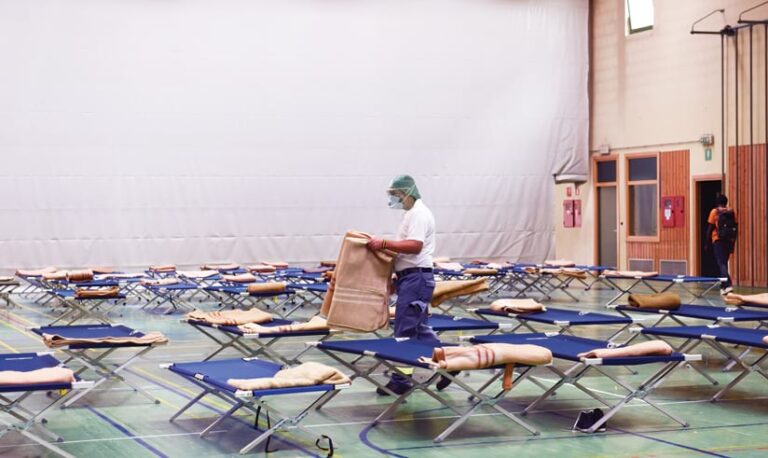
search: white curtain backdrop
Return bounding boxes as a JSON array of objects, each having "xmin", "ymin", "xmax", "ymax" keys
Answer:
[{"xmin": 0, "ymin": 0, "xmax": 588, "ymax": 270}]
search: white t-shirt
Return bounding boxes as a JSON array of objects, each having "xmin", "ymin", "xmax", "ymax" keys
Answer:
[{"xmin": 395, "ymin": 199, "xmax": 435, "ymax": 272}]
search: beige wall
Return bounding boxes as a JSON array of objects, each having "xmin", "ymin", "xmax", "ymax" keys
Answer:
[{"xmin": 556, "ymin": 0, "xmax": 768, "ymax": 269}]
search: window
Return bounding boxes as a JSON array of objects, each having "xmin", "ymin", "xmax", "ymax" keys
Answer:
[
  {"xmin": 627, "ymin": 155, "xmax": 658, "ymax": 238},
  {"xmin": 596, "ymin": 160, "xmax": 617, "ymax": 183},
  {"xmin": 626, "ymin": 0, "xmax": 654, "ymax": 35}
]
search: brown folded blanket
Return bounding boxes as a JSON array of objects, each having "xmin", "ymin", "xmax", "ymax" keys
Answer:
[
  {"xmin": 141, "ymin": 278, "xmax": 181, "ymax": 286},
  {"xmin": 200, "ymin": 263, "xmax": 240, "ymax": 271},
  {"xmin": 263, "ymin": 261, "xmax": 289, "ymax": 268},
  {"xmin": 0, "ymin": 367, "xmax": 75, "ymax": 386},
  {"xmin": 227, "ymin": 361, "xmax": 350, "ymax": 391},
  {"xmin": 322, "ymin": 231, "xmax": 396, "ymax": 332},
  {"xmin": 246, "ymin": 282, "xmax": 286, "ymax": 294},
  {"xmin": 75, "ymin": 287, "xmax": 121, "ymax": 299},
  {"xmin": 15, "ymin": 267, "xmax": 57, "ymax": 277},
  {"xmin": 627, "ymin": 292, "xmax": 681, "ymax": 310},
  {"xmin": 42, "ymin": 331, "xmax": 168, "ymax": 348},
  {"xmin": 43, "ymin": 271, "xmax": 68, "ymax": 281},
  {"xmin": 90, "ymin": 267, "xmax": 114, "ymax": 274},
  {"xmin": 303, "ymin": 267, "xmax": 332, "ymax": 274},
  {"xmin": 463, "ymin": 268, "xmax": 499, "ymax": 276},
  {"xmin": 489, "ymin": 298, "xmax": 546, "ymax": 314},
  {"xmin": 222, "ymin": 273, "xmax": 258, "ymax": 283},
  {"xmin": 149, "ymin": 264, "xmax": 176, "ymax": 273},
  {"xmin": 431, "ymin": 279, "xmax": 489, "ymax": 307},
  {"xmin": 239, "ymin": 316, "xmax": 330, "ymax": 335},
  {"xmin": 544, "ymin": 259, "xmax": 576, "ymax": 267},
  {"xmin": 577, "ymin": 340, "xmax": 673, "ymax": 359},
  {"xmin": 68, "ymin": 269, "xmax": 95, "ymax": 282},
  {"xmin": 540, "ymin": 267, "xmax": 588, "ymax": 279},
  {"xmin": 419, "ymin": 343, "xmax": 552, "ymax": 390},
  {"xmin": 320, "ymin": 260, "xmax": 337, "ymax": 268},
  {"xmin": 187, "ymin": 308, "xmax": 273, "ymax": 326},
  {"xmin": 725, "ymin": 292, "xmax": 768, "ymax": 306},
  {"xmin": 247, "ymin": 264, "xmax": 277, "ymax": 273},
  {"xmin": 604, "ymin": 270, "xmax": 658, "ymax": 278},
  {"xmin": 98, "ymin": 272, "xmax": 146, "ymax": 279},
  {"xmin": 178, "ymin": 270, "xmax": 219, "ymax": 279}
]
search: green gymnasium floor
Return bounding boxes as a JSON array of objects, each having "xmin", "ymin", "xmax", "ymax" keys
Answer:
[{"xmin": 2, "ymin": 284, "xmax": 768, "ymax": 457}]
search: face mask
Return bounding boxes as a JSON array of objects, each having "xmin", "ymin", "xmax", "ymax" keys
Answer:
[{"xmin": 388, "ymin": 194, "xmax": 404, "ymax": 209}]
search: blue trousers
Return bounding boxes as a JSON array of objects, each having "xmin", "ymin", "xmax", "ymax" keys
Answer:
[
  {"xmin": 390, "ymin": 271, "xmax": 438, "ymax": 388},
  {"xmin": 714, "ymin": 240, "xmax": 734, "ymax": 288}
]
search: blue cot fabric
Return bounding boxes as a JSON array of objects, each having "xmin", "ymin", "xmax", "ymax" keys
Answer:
[
  {"xmin": 0, "ymin": 353, "xmax": 74, "ymax": 393},
  {"xmin": 318, "ymin": 338, "xmax": 445, "ymax": 368},
  {"xmin": 30, "ymin": 324, "xmax": 154, "ymax": 349},
  {"xmin": 643, "ymin": 325, "xmax": 768, "ymax": 348},
  {"xmin": 616, "ymin": 304, "xmax": 768, "ymax": 322},
  {"xmin": 475, "ymin": 307, "xmax": 630, "ymax": 325},
  {"xmin": 472, "ymin": 333, "xmax": 685, "ymax": 366},
  {"xmin": 426, "ymin": 314, "xmax": 500, "ymax": 332},
  {"xmin": 169, "ymin": 358, "xmax": 337, "ymax": 396}
]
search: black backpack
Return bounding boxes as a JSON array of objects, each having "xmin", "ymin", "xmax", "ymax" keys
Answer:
[{"xmin": 716, "ymin": 209, "xmax": 737, "ymax": 242}]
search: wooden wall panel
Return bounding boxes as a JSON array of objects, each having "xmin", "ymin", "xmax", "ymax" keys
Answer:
[
  {"xmin": 727, "ymin": 143, "xmax": 768, "ymax": 288},
  {"xmin": 627, "ymin": 150, "xmax": 690, "ymax": 271}
]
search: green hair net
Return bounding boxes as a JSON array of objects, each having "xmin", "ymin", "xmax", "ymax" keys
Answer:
[{"xmin": 388, "ymin": 174, "xmax": 421, "ymax": 200}]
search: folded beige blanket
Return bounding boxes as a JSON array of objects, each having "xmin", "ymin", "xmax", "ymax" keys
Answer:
[
  {"xmin": 43, "ymin": 271, "xmax": 68, "ymax": 281},
  {"xmin": 149, "ymin": 265, "xmax": 176, "ymax": 273},
  {"xmin": 604, "ymin": 270, "xmax": 658, "ymax": 278},
  {"xmin": 431, "ymin": 279, "xmax": 489, "ymax": 307},
  {"xmin": 239, "ymin": 316, "xmax": 330, "ymax": 335},
  {"xmin": 247, "ymin": 264, "xmax": 277, "ymax": 273},
  {"xmin": 578, "ymin": 340, "xmax": 673, "ymax": 359},
  {"xmin": 178, "ymin": 270, "xmax": 219, "ymax": 279},
  {"xmin": 227, "ymin": 361, "xmax": 350, "ymax": 391},
  {"xmin": 628, "ymin": 292, "xmax": 681, "ymax": 310},
  {"xmin": 419, "ymin": 343, "xmax": 552, "ymax": 390},
  {"xmin": 0, "ymin": 276, "xmax": 16, "ymax": 282},
  {"xmin": 75, "ymin": 287, "xmax": 121, "ymax": 299},
  {"xmin": 464, "ymin": 268, "xmax": 499, "ymax": 276},
  {"xmin": 222, "ymin": 273, "xmax": 258, "ymax": 283},
  {"xmin": 0, "ymin": 367, "xmax": 75, "ymax": 386},
  {"xmin": 141, "ymin": 278, "xmax": 181, "ymax": 287},
  {"xmin": 201, "ymin": 263, "xmax": 240, "ymax": 271},
  {"xmin": 42, "ymin": 331, "xmax": 168, "ymax": 348},
  {"xmin": 725, "ymin": 292, "xmax": 768, "ymax": 306},
  {"xmin": 246, "ymin": 282, "xmax": 286, "ymax": 294},
  {"xmin": 540, "ymin": 267, "xmax": 588, "ymax": 279},
  {"xmin": 489, "ymin": 298, "xmax": 546, "ymax": 314},
  {"xmin": 263, "ymin": 261, "xmax": 289, "ymax": 268},
  {"xmin": 435, "ymin": 262, "xmax": 464, "ymax": 271},
  {"xmin": 433, "ymin": 257, "xmax": 452, "ymax": 264},
  {"xmin": 544, "ymin": 259, "xmax": 576, "ymax": 267},
  {"xmin": 187, "ymin": 308, "xmax": 273, "ymax": 325},
  {"xmin": 322, "ymin": 231, "xmax": 396, "ymax": 332},
  {"xmin": 15, "ymin": 267, "xmax": 57, "ymax": 277}
]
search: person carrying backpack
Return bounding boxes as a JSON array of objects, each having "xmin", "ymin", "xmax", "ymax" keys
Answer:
[{"xmin": 705, "ymin": 194, "xmax": 737, "ymax": 294}]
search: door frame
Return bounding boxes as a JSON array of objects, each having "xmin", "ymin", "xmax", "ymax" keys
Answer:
[
  {"xmin": 692, "ymin": 174, "xmax": 723, "ymax": 276},
  {"xmin": 593, "ymin": 154, "xmax": 620, "ymax": 267}
]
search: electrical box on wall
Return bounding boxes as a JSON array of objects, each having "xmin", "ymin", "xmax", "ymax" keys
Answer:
[
  {"xmin": 563, "ymin": 200, "xmax": 575, "ymax": 228},
  {"xmin": 661, "ymin": 197, "xmax": 675, "ymax": 228},
  {"xmin": 673, "ymin": 196, "xmax": 685, "ymax": 228},
  {"xmin": 573, "ymin": 199, "xmax": 582, "ymax": 227},
  {"xmin": 661, "ymin": 196, "xmax": 685, "ymax": 228}
]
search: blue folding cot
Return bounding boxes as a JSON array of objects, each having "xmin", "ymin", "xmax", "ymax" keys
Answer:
[
  {"xmin": 164, "ymin": 357, "xmax": 348, "ymax": 455},
  {"xmin": 0, "ymin": 352, "xmax": 93, "ymax": 457},
  {"xmin": 471, "ymin": 332, "xmax": 700, "ymax": 433}
]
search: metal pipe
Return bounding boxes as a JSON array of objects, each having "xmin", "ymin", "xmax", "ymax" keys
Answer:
[
  {"xmin": 749, "ymin": 26, "xmax": 755, "ymax": 287},
  {"xmin": 735, "ymin": 30, "xmax": 740, "ymax": 284}
]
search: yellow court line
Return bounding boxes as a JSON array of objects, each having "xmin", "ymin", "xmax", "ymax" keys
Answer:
[{"xmin": 0, "ymin": 311, "xmax": 49, "ymax": 343}]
